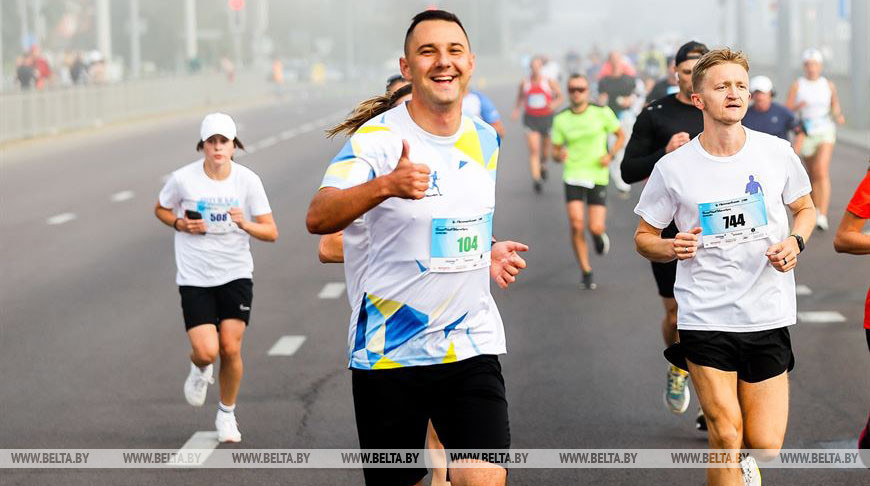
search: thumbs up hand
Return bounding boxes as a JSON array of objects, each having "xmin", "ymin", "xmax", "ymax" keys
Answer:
[{"xmin": 386, "ymin": 139, "xmax": 431, "ymax": 200}]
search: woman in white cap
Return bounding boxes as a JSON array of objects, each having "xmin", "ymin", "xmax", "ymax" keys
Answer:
[
  {"xmin": 154, "ymin": 113, "xmax": 278, "ymax": 442},
  {"xmin": 786, "ymin": 48, "xmax": 846, "ymax": 230}
]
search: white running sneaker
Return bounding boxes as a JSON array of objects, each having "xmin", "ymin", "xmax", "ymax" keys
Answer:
[
  {"xmin": 741, "ymin": 456, "xmax": 761, "ymax": 486},
  {"xmin": 664, "ymin": 365, "xmax": 690, "ymax": 414},
  {"xmin": 816, "ymin": 213, "xmax": 829, "ymax": 231},
  {"xmin": 183, "ymin": 362, "xmax": 214, "ymax": 407},
  {"xmin": 216, "ymin": 411, "xmax": 242, "ymax": 443}
]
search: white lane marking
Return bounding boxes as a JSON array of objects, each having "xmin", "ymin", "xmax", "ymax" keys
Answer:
[
  {"xmin": 267, "ymin": 336, "xmax": 307, "ymax": 356},
  {"xmin": 252, "ymin": 136, "xmax": 278, "ymax": 150},
  {"xmin": 795, "ymin": 285, "xmax": 812, "ymax": 296},
  {"xmin": 174, "ymin": 431, "xmax": 219, "ymax": 466},
  {"xmin": 279, "ymin": 129, "xmax": 298, "ymax": 140},
  {"xmin": 797, "ymin": 311, "xmax": 847, "ymax": 323},
  {"xmin": 318, "ymin": 282, "xmax": 346, "ymax": 299},
  {"xmin": 110, "ymin": 190, "xmax": 135, "ymax": 202},
  {"xmin": 47, "ymin": 213, "xmax": 77, "ymax": 225},
  {"xmin": 299, "ymin": 122, "xmax": 315, "ymax": 132}
]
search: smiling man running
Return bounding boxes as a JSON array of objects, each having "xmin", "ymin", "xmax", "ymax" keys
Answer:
[{"xmin": 307, "ymin": 10, "xmax": 528, "ymax": 486}]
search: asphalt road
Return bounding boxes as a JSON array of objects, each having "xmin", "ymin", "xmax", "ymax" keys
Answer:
[{"xmin": 1, "ymin": 84, "xmax": 868, "ymax": 485}]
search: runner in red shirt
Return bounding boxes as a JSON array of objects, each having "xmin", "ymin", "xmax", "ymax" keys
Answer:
[
  {"xmin": 512, "ymin": 56, "xmax": 563, "ymax": 193},
  {"xmin": 833, "ymin": 166, "xmax": 870, "ymax": 450}
]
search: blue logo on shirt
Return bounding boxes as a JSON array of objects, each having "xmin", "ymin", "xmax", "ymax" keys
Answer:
[
  {"xmin": 745, "ymin": 175, "xmax": 764, "ymax": 196},
  {"xmin": 426, "ymin": 171, "xmax": 443, "ymax": 197}
]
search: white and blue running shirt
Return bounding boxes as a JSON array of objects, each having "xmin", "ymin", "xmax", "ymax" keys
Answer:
[{"xmin": 320, "ymin": 102, "xmax": 504, "ymax": 370}]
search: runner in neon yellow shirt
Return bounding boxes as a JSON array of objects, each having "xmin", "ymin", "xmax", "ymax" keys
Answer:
[{"xmin": 552, "ymin": 73, "xmax": 625, "ymax": 289}]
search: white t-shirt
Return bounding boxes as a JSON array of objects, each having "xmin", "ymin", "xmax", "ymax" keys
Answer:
[
  {"xmin": 159, "ymin": 159, "xmax": 272, "ymax": 287},
  {"xmin": 320, "ymin": 102, "xmax": 504, "ymax": 369},
  {"xmin": 634, "ymin": 128, "xmax": 811, "ymax": 332},
  {"xmin": 341, "ymin": 216, "xmax": 368, "ymax": 314}
]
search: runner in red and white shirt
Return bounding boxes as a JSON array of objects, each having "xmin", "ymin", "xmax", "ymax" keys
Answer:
[{"xmin": 511, "ymin": 55, "xmax": 563, "ymax": 193}]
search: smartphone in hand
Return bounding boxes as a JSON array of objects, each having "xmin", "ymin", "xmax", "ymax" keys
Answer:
[{"xmin": 185, "ymin": 210, "xmax": 202, "ymax": 220}]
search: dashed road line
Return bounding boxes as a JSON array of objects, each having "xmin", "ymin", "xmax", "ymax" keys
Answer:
[
  {"xmin": 110, "ymin": 190, "xmax": 135, "ymax": 202},
  {"xmin": 175, "ymin": 431, "xmax": 219, "ymax": 465},
  {"xmin": 279, "ymin": 129, "xmax": 299, "ymax": 140},
  {"xmin": 267, "ymin": 336, "xmax": 307, "ymax": 356},
  {"xmin": 318, "ymin": 282, "xmax": 346, "ymax": 299},
  {"xmin": 252, "ymin": 136, "xmax": 278, "ymax": 150},
  {"xmin": 795, "ymin": 285, "xmax": 812, "ymax": 296},
  {"xmin": 797, "ymin": 311, "xmax": 847, "ymax": 323},
  {"xmin": 46, "ymin": 213, "xmax": 77, "ymax": 225}
]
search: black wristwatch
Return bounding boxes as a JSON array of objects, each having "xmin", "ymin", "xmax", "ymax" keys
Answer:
[{"xmin": 790, "ymin": 234, "xmax": 805, "ymax": 253}]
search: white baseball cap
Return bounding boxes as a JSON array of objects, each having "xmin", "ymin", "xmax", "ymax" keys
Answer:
[
  {"xmin": 750, "ymin": 75, "xmax": 773, "ymax": 93},
  {"xmin": 200, "ymin": 113, "xmax": 237, "ymax": 141},
  {"xmin": 802, "ymin": 48, "xmax": 823, "ymax": 64}
]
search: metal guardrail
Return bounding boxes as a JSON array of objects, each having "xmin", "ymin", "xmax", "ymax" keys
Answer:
[{"xmin": 0, "ymin": 73, "xmax": 362, "ymax": 144}]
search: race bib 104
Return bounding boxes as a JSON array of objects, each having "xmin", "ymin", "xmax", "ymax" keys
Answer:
[
  {"xmin": 430, "ymin": 212, "xmax": 493, "ymax": 273},
  {"xmin": 699, "ymin": 194, "xmax": 769, "ymax": 248}
]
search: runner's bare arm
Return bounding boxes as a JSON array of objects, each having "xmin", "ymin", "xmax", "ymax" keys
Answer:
[
  {"xmin": 829, "ymin": 81, "xmax": 845, "ymax": 124},
  {"xmin": 834, "ymin": 211, "xmax": 870, "ymax": 255},
  {"xmin": 230, "ymin": 210, "xmax": 278, "ymax": 242},
  {"xmin": 765, "ymin": 195, "xmax": 814, "ymax": 272},
  {"xmin": 307, "ymin": 184, "xmax": 392, "ymax": 235},
  {"xmin": 319, "ymin": 233, "xmax": 345, "ymax": 263},
  {"xmin": 787, "ymin": 194, "xmax": 816, "ymax": 248},
  {"xmin": 548, "ymin": 78, "xmax": 564, "ymax": 111},
  {"xmin": 785, "ymin": 81, "xmax": 800, "ymax": 111},
  {"xmin": 609, "ymin": 126, "xmax": 626, "ymax": 157},
  {"xmin": 307, "ymin": 140, "xmax": 429, "ymax": 234},
  {"xmin": 635, "ymin": 219, "xmax": 700, "ymax": 263}
]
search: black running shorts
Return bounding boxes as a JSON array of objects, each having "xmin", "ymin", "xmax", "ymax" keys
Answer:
[
  {"xmin": 179, "ymin": 278, "xmax": 253, "ymax": 330},
  {"xmin": 522, "ymin": 113, "xmax": 553, "ymax": 135},
  {"xmin": 351, "ymin": 354, "xmax": 510, "ymax": 486},
  {"xmin": 565, "ymin": 183, "xmax": 607, "ymax": 206},
  {"xmin": 664, "ymin": 327, "xmax": 795, "ymax": 383}
]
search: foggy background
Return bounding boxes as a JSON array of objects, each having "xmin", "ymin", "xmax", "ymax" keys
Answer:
[{"xmin": 1, "ymin": 0, "xmax": 868, "ymax": 141}]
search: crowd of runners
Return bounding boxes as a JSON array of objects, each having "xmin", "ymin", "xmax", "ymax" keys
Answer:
[{"xmin": 152, "ymin": 8, "xmax": 868, "ymax": 486}]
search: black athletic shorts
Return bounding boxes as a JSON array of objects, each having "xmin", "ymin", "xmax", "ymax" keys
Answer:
[
  {"xmin": 351, "ymin": 354, "xmax": 510, "ymax": 486},
  {"xmin": 565, "ymin": 183, "xmax": 607, "ymax": 206},
  {"xmin": 179, "ymin": 278, "xmax": 253, "ymax": 331},
  {"xmin": 522, "ymin": 113, "xmax": 553, "ymax": 135},
  {"xmin": 664, "ymin": 327, "xmax": 795, "ymax": 383}
]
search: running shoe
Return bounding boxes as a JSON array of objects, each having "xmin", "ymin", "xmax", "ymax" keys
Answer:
[
  {"xmin": 582, "ymin": 271, "xmax": 597, "ymax": 290},
  {"xmin": 592, "ymin": 232, "xmax": 610, "ymax": 255},
  {"xmin": 740, "ymin": 456, "xmax": 761, "ymax": 486},
  {"xmin": 216, "ymin": 410, "xmax": 242, "ymax": 443},
  {"xmin": 695, "ymin": 408, "xmax": 708, "ymax": 431},
  {"xmin": 183, "ymin": 362, "xmax": 214, "ymax": 407},
  {"xmin": 664, "ymin": 365, "xmax": 690, "ymax": 414},
  {"xmin": 816, "ymin": 214, "xmax": 829, "ymax": 231},
  {"xmin": 533, "ymin": 179, "xmax": 542, "ymax": 194}
]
